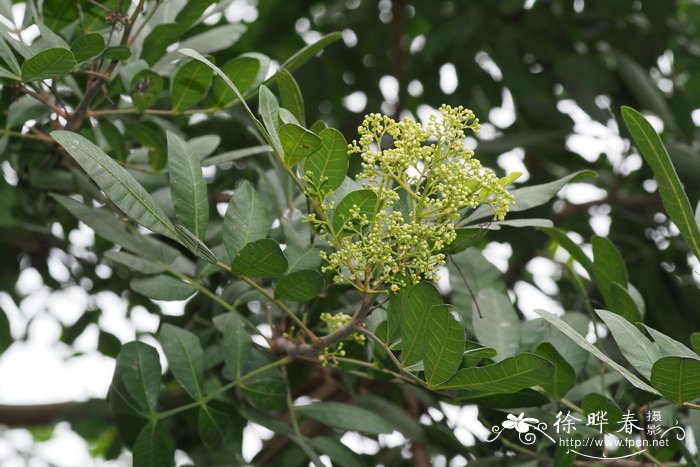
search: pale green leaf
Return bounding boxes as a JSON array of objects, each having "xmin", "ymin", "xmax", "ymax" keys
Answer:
[
  {"xmin": 213, "ymin": 314, "xmax": 251, "ymax": 380},
  {"xmin": 399, "ymin": 282, "xmax": 443, "ymax": 367},
  {"xmin": 332, "ymin": 189, "xmax": 378, "ymax": 233},
  {"xmin": 213, "ymin": 55, "xmax": 262, "ymax": 107},
  {"xmin": 167, "ymin": 131, "xmax": 209, "ymax": 238},
  {"xmin": 472, "ymin": 289, "xmax": 520, "ymax": 361},
  {"xmin": 104, "ymin": 251, "xmax": 165, "ymax": 275},
  {"xmin": 258, "ymin": 85, "xmax": 283, "ymax": 153},
  {"xmin": 202, "ymin": 145, "xmax": 271, "ymax": 166},
  {"xmin": 116, "ymin": 341, "xmax": 162, "ymax": 415},
  {"xmin": 643, "ymin": 325, "xmax": 700, "ymax": 360},
  {"xmin": 158, "ymin": 324, "xmax": 204, "ymax": 399},
  {"xmin": 535, "ymin": 343, "xmax": 576, "ymax": 399},
  {"xmin": 595, "ymin": 309, "xmax": 660, "ymax": 379},
  {"xmin": 130, "ymin": 69, "xmax": 163, "ymax": 112},
  {"xmin": 533, "ymin": 309, "xmax": 659, "ymax": 394},
  {"xmin": 174, "ymin": 225, "xmax": 218, "ymax": 264},
  {"xmin": 51, "ymin": 131, "xmax": 178, "ymax": 240},
  {"xmin": 278, "ymin": 32, "xmax": 342, "ymax": 74},
  {"xmin": 276, "ymin": 67, "xmax": 305, "ymax": 125},
  {"xmin": 223, "ymin": 180, "xmax": 271, "ymax": 259},
  {"xmin": 130, "ymin": 275, "xmax": 195, "ymax": 301}
]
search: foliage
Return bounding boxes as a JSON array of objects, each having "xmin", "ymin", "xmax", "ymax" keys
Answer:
[{"xmin": 0, "ymin": 1, "xmax": 700, "ymax": 466}]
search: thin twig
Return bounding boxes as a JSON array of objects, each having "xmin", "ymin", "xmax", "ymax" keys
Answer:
[{"xmin": 449, "ymin": 255, "xmax": 483, "ymax": 318}]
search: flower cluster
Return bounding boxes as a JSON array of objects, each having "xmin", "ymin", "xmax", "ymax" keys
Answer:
[
  {"xmin": 306, "ymin": 105, "xmax": 517, "ymax": 292},
  {"xmin": 317, "ymin": 312, "xmax": 365, "ymax": 366}
]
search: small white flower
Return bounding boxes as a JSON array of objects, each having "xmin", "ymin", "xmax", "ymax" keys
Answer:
[{"xmin": 502, "ymin": 412, "xmax": 539, "ymax": 433}]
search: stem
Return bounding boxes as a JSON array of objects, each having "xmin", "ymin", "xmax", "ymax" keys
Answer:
[
  {"xmin": 157, "ymin": 357, "xmax": 292, "ymax": 420},
  {"xmin": 358, "ymin": 326, "xmax": 426, "ymax": 387},
  {"xmin": 18, "ymin": 86, "xmax": 68, "ymax": 118}
]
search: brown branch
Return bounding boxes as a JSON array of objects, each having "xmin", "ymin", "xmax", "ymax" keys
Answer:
[{"xmin": 17, "ymin": 85, "xmax": 68, "ymax": 118}]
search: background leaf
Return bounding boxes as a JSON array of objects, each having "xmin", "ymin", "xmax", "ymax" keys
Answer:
[
  {"xmin": 130, "ymin": 275, "xmax": 195, "ymax": 301},
  {"xmin": 274, "ymin": 269, "xmax": 324, "ymax": 301},
  {"xmin": 424, "ymin": 304, "xmax": 465, "ymax": 387},
  {"xmin": 230, "ymin": 239, "xmax": 288, "ymax": 278},
  {"xmin": 171, "ymin": 59, "xmax": 213, "ymax": 112},
  {"xmin": 399, "ymin": 282, "xmax": 443, "ymax": 367},
  {"xmin": 115, "ymin": 342, "xmax": 162, "ymax": 415},
  {"xmin": 158, "ymin": 324, "xmax": 204, "ymax": 400},
  {"xmin": 304, "ymin": 128, "xmax": 348, "ymax": 197},
  {"xmin": 132, "ymin": 421, "xmax": 174, "ymax": 467},
  {"xmin": 21, "ymin": 47, "xmax": 76, "ymax": 81},
  {"xmin": 223, "ymin": 180, "xmax": 271, "ymax": 259},
  {"xmin": 651, "ymin": 357, "xmax": 700, "ymax": 404},
  {"xmin": 296, "ymin": 402, "xmax": 394, "ymax": 435}
]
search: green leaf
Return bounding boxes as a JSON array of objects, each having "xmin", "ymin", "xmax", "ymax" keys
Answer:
[
  {"xmin": 213, "ymin": 56, "xmax": 262, "ymax": 107},
  {"xmin": 651, "ymin": 357, "xmax": 700, "ymax": 404},
  {"xmin": 274, "ymin": 269, "xmax": 324, "ymax": 301},
  {"xmin": 142, "ymin": 24, "xmax": 181, "ymax": 65},
  {"xmin": 158, "ymin": 324, "xmax": 204, "ymax": 400},
  {"xmin": 0, "ymin": 36, "xmax": 20, "ymax": 75},
  {"xmin": 533, "ymin": 309, "xmax": 659, "ymax": 394},
  {"xmin": 304, "ymin": 128, "xmax": 349, "ymax": 197},
  {"xmin": 202, "ymin": 145, "xmax": 271, "ymax": 166},
  {"xmin": 595, "ymin": 309, "xmax": 660, "ymax": 379},
  {"xmin": 258, "ymin": 85, "xmax": 283, "ymax": 153},
  {"xmin": 70, "ymin": 33, "xmax": 105, "ymax": 63},
  {"xmin": 332, "ymin": 189, "xmax": 378, "ymax": 233},
  {"xmin": 0, "ymin": 307, "xmax": 10, "ymax": 356},
  {"xmin": 104, "ymin": 251, "xmax": 165, "ymax": 275},
  {"xmin": 213, "ymin": 314, "xmax": 251, "ymax": 380},
  {"xmin": 198, "ymin": 405, "xmax": 231, "ymax": 451},
  {"xmin": 223, "ymin": 181, "xmax": 272, "ymax": 259},
  {"xmin": 278, "ymin": 123, "xmax": 321, "ymax": 167},
  {"xmin": 296, "ymin": 402, "xmax": 394, "ymax": 435},
  {"xmin": 534, "ymin": 343, "xmax": 576, "ymax": 399},
  {"xmin": 276, "ymin": 68, "xmax": 305, "ymax": 125},
  {"xmin": 132, "ymin": 421, "xmax": 174, "ymax": 467},
  {"xmin": 239, "ymin": 352, "xmax": 287, "ymax": 410},
  {"xmin": 436, "ymin": 353, "xmax": 553, "ymax": 393},
  {"xmin": 116, "ymin": 341, "xmax": 162, "ymax": 415},
  {"xmin": 167, "ymin": 131, "xmax": 209, "ymax": 238},
  {"xmin": 103, "ymin": 45, "xmax": 131, "ymax": 60},
  {"xmin": 51, "ymin": 131, "xmax": 178, "ymax": 240},
  {"xmin": 464, "ymin": 170, "xmax": 597, "ymax": 223},
  {"xmin": 307, "ymin": 437, "xmax": 362, "ymax": 467},
  {"xmin": 173, "ymin": 225, "xmax": 217, "ymax": 264},
  {"xmin": 21, "ymin": 47, "xmax": 76, "ymax": 81},
  {"xmin": 130, "ymin": 275, "xmax": 195, "ymax": 301},
  {"xmin": 284, "ymin": 245, "xmax": 323, "ymax": 272},
  {"xmin": 582, "ymin": 393, "xmax": 623, "ymax": 428},
  {"xmin": 424, "ymin": 304, "xmax": 465, "ymax": 387},
  {"xmin": 472, "ymin": 289, "xmax": 520, "ymax": 361},
  {"xmin": 541, "ymin": 227, "xmax": 594, "ymax": 275},
  {"xmin": 643, "ymin": 325, "xmax": 700, "ymax": 359},
  {"xmin": 592, "ymin": 235, "xmax": 628, "ymax": 295},
  {"xmin": 399, "ymin": 282, "xmax": 444, "ymax": 367},
  {"xmin": 621, "ymin": 106, "xmax": 700, "ymax": 260},
  {"xmin": 608, "ymin": 282, "xmax": 642, "ymax": 323},
  {"xmin": 175, "ymin": 0, "xmax": 214, "ymax": 29},
  {"xmin": 278, "ymin": 32, "xmax": 342, "ymax": 74},
  {"xmin": 231, "ymin": 239, "xmax": 288, "ymax": 278},
  {"xmin": 130, "ymin": 70, "xmax": 163, "ymax": 112},
  {"xmin": 171, "ymin": 59, "xmax": 213, "ymax": 112},
  {"xmin": 691, "ymin": 333, "xmax": 700, "ymax": 355}
]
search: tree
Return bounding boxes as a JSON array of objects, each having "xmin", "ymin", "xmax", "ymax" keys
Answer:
[{"xmin": 1, "ymin": 0, "xmax": 699, "ymax": 465}]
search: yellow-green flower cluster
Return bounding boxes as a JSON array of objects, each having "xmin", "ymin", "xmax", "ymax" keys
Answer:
[
  {"xmin": 317, "ymin": 312, "xmax": 365, "ymax": 366},
  {"xmin": 307, "ymin": 105, "xmax": 517, "ymax": 292}
]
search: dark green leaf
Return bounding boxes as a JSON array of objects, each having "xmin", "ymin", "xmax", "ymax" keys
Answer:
[
  {"xmin": 132, "ymin": 421, "xmax": 174, "ymax": 467},
  {"xmin": 274, "ymin": 269, "xmax": 324, "ymax": 301},
  {"xmin": 304, "ymin": 128, "xmax": 348, "ymax": 197},
  {"xmin": 167, "ymin": 131, "xmax": 209, "ymax": 238},
  {"xmin": 436, "ymin": 353, "xmax": 553, "ymax": 393},
  {"xmin": 621, "ymin": 106, "xmax": 700, "ymax": 260},
  {"xmin": 541, "ymin": 227, "xmax": 594, "ymax": 275},
  {"xmin": 533, "ymin": 309, "xmax": 659, "ymax": 394},
  {"xmin": 276, "ymin": 68, "xmax": 305, "ymax": 124},
  {"xmin": 307, "ymin": 437, "xmax": 362, "ymax": 467},
  {"xmin": 258, "ymin": 85, "xmax": 283, "ymax": 152},
  {"xmin": 332, "ymin": 189, "xmax": 378, "ymax": 233},
  {"xmin": 399, "ymin": 282, "xmax": 443, "ymax": 367},
  {"xmin": 296, "ymin": 402, "xmax": 394, "ymax": 435},
  {"xmin": 284, "ymin": 245, "xmax": 323, "ymax": 272},
  {"xmin": 535, "ymin": 343, "xmax": 575, "ymax": 399},
  {"xmin": 231, "ymin": 239, "xmax": 288, "ymax": 278},
  {"xmin": 651, "ymin": 357, "xmax": 700, "ymax": 404},
  {"xmin": 691, "ymin": 333, "xmax": 700, "ymax": 355},
  {"xmin": 424, "ymin": 304, "xmax": 464, "ymax": 387},
  {"xmin": 617, "ymin": 54, "xmax": 676, "ymax": 130},
  {"xmin": 130, "ymin": 70, "xmax": 163, "ymax": 112},
  {"xmin": 130, "ymin": 275, "xmax": 195, "ymax": 301},
  {"xmin": 202, "ymin": 145, "xmax": 271, "ymax": 166},
  {"xmin": 158, "ymin": 324, "xmax": 204, "ymax": 399},
  {"xmin": 278, "ymin": 32, "xmax": 342, "ymax": 74},
  {"xmin": 223, "ymin": 180, "xmax": 271, "ymax": 259},
  {"xmin": 582, "ymin": 393, "xmax": 623, "ymax": 428},
  {"xmin": 175, "ymin": 0, "xmax": 214, "ymax": 29},
  {"xmin": 278, "ymin": 123, "xmax": 321, "ymax": 167},
  {"xmin": 142, "ymin": 24, "xmax": 181, "ymax": 65},
  {"xmin": 70, "ymin": 33, "xmax": 105, "ymax": 62},
  {"xmin": 198, "ymin": 405, "xmax": 231, "ymax": 451},
  {"xmin": 103, "ymin": 45, "xmax": 131, "ymax": 60},
  {"xmin": 21, "ymin": 47, "xmax": 76, "ymax": 81},
  {"xmin": 51, "ymin": 131, "xmax": 178, "ymax": 240},
  {"xmin": 171, "ymin": 59, "xmax": 213, "ymax": 112},
  {"xmin": 213, "ymin": 314, "xmax": 251, "ymax": 380},
  {"xmin": 116, "ymin": 341, "xmax": 162, "ymax": 415},
  {"xmin": 213, "ymin": 55, "xmax": 262, "ymax": 107},
  {"xmin": 607, "ymin": 282, "xmax": 642, "ymax": 323},
  {"xmin": 174, "ymin": 225, "xmax": 217, "ymax": 264}
]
